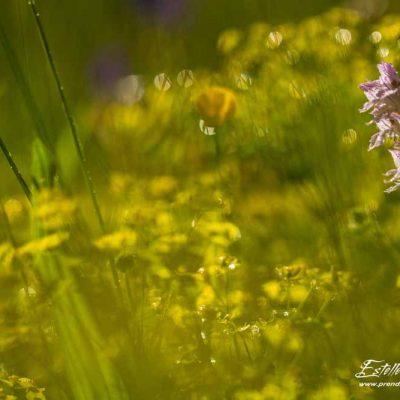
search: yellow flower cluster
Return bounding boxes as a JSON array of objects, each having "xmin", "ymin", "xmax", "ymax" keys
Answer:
[{"xmin": 93, "ymin": 229, "xmax": 137, "ymax": 251}]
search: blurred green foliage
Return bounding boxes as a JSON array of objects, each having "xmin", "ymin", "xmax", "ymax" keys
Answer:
[{"xmin": 2, "ymin": 1, "xmax": 400, "ymax": 399}]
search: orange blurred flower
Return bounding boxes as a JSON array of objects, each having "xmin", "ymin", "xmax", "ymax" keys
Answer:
[{"xmin": 196, "ymin": 86, "xmax": 237, "ymax": 126}]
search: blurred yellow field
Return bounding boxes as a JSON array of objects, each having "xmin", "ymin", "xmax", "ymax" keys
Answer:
[{"xmin": 1, "ymin": 1, "xmax": 400, "ymax": 399}]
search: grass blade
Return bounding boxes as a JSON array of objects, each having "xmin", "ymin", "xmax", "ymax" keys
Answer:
[
  {"xmin": 0, "ymin": 18, "xmax": 52, "ymax": 150},
  {"xmin": 0, "ymin": 136, "xmax": 32, "ymax": 202},
  {"xmin": 27, "ymin": 0, "xmax": 105, "ymax": 233}
]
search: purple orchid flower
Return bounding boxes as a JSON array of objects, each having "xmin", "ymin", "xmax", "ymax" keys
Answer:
[
  {"xmin": 360, "ymin": 62, "xmax": 400, "ymax": 150},
  {"xmin": 360, "ymin": 62, "xmax": 400, "ymax": 192}
]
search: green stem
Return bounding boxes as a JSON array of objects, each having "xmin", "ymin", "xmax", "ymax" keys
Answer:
[
  {"xmin": 212, "ymin": 133, "xmax": 221, "ymax": 164},
  {"xmin": 0, "ymin": 136, "xmax": 32, "ymax": 202},
  {"xmin": 288, "ymin": 295, "xmax": 334, "ymax": 372},
  {"xmin": 27, "ymin": 0, "xmax": 105, "ymax": 233},
  {"xmin": 0, "ymin": 201, "xmax": 16, "ymax": 246},
  {"xmin": 0, "ymin": 18, "xmax": 52, "ymax": 149},
  {"xmin": 240, "ymin": 333, "xmax": 254, "ymax": 364}
]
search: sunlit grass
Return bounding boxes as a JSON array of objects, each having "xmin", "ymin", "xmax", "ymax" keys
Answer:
[{"xmin": 1, "ymin": 2, "xmax": 400, "ymax": 399}]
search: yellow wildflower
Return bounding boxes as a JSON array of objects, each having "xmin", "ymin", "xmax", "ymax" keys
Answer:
[
  {"xmin": 217, "ymin": 29, "xmax": 242, "ymax": 54},
  {"xmin": 262, "ymin": 281, "xmax": 281, "ymax": 300},
  {"xmin": 149, "ymin": 176, "xmax": 177, "ymax": 197},
  {"xmin": 18, "ymin": 232, "xmax": 69, "ymax": 256},
  {"xmin": 4, "ymin": 198, "xmax": 24, "ymax": 221},
  {"xmin": 196, "ymin": 285, "xmax": 216, "ymax": 308},
  {"xmin": 197, "ymin": 220, "xmax": 241, "ymax": 246},
  {"xmin": 288, "ymin": 285, "xmax": 309, "ymax": 303},
  {"xmin": 94, "ymin": 229, "xmax": 137, "ymax": 251},
  {"xmin": 196, "ymin": 86, "xmax": 237, "ymax": 126},
  {"xmin": 33, "ymin": 190, "xmax": 76, "ymax": 230}
]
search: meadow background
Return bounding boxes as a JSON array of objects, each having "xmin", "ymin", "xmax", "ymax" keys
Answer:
[{"xmin": 2, "ymin": 0, "xmax": 400, "ymax": 399}]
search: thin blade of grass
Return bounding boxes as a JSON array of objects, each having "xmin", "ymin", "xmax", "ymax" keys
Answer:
[
  {"xmin": 0, "ymin": 18, "xmax": 52, "ymax": 150},
  {"xmin": 0, "ymin": 136, "xmax": 32, "ymax": 202},
  {"xmin": 27, "ymin": 0, "xmax": 105, "ymax": 233}
]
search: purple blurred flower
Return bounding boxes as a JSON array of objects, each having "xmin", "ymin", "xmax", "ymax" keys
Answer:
[
  {"xmin": 360, "ymin": 62, "xmax": 400, "ymax": 192},
  {"xmin": 90, "ymin": 47, "xmax": 130, "ymax": 98},
  {"xmin": 130, "ymin": 0, "xmax": 188, "ymax": 26}
]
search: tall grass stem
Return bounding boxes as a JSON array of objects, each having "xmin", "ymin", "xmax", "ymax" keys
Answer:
[
  {"xmin": 27, "ymin": 0, "xmax": 105, "ymax": 233},
  {"xmin": 0, "ymin": 137, "xmax": 32, "ymax": 202},
  {"xmin": 0, "ymin": 19, "xmax": 52, "ymax": 149}
]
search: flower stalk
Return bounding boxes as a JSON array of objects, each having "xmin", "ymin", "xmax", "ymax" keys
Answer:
[{"xmin": 27, "ymin": 0, "xmax": 105, "ymax": 232}]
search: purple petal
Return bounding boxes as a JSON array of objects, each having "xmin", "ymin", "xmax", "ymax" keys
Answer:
[
  {"xmin": 376, "ymin": 119, "xmax": 391, "ymax": 130},
  {"xmin": 359, "ymin": 80, "xmax": 381, "ymax": 93},
  {"xmin": 384, "ymin": 168, "xmax": 397, "ymax": 177},
  {"xmin": 378, "ymin": 62, "xmax": 400, "ymax": 88},
  {"xmin": 360, "ymin": 100, "xmax": 375, "ymax": 113},
  {"xmin": 384, "ymin": 183, "xmax": 400, "ymax": 193},
  {"xmin": 368, "ymin": 132, "xmax": 385, "ymax": 150},
  {"xmin": 389, "ymin": 112, "xmax": 400, "ymax": 121},
  {"xmin": 389, "ymin": 149, "xmax": 400, "ymax": 170}
]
